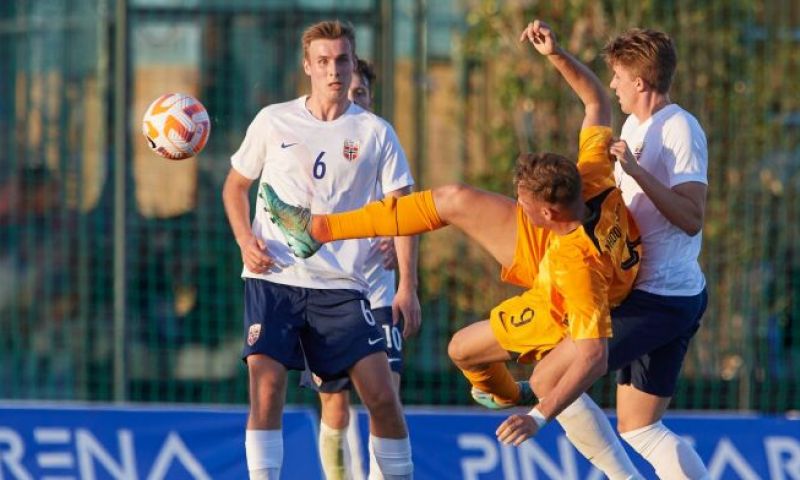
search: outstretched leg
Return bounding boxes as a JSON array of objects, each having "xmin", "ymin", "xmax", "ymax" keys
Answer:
[{"xmin": 263, "ymin": 182, "xmax": 519, "ymax": 267}]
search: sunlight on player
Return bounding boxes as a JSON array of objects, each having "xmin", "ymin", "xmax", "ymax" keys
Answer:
[{"xmin": 264, "ymin": 18, "xmax": 647, "ymax": 480}]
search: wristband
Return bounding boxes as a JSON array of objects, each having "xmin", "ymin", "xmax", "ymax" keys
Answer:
[{"xmin": 527, "ymin": 407, "xmax": 548, "ymax": 429}]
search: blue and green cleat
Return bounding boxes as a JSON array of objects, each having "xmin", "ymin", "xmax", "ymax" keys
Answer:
[
  {"xmin": 259, "ymin": 183, "xmax": 322, "ymax": 259},
  {"xmin": 470, "ymin": 381, "xmax": 536, "ymax": 410}
]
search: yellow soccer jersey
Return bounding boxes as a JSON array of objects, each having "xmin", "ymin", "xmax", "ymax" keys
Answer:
[{"xmin": 495, "ymin": 126, "xmax": 641, "ymax": 360}]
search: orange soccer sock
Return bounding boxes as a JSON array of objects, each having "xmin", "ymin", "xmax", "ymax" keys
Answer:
[
  {"xmin": 314, "ymin": 190, "xmax": 445, "ymax": 243},
  {"xmin": 461, "ymin": 362, "xmax": 520, "ymax": 405}
]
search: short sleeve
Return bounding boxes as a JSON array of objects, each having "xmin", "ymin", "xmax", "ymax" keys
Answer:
[
  {"xmin": 663, "ymin": 117, "xmax": 708, "ymax": 188},
  {"xmin": 378, "ymin": 122, "xmax": 414, "ymax": 194},
  {"xmin": 231, "ymin": 109, "xmax": 269, "ymax": 180},
  {"xmin": 577, "ymin": 126, "xmax": 616, "ymax": 199}
]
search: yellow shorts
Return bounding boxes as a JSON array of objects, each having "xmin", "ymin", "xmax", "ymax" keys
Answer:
[{"xmin": 489, "ymin": 288, "xmax": 568, "ymax": 363}]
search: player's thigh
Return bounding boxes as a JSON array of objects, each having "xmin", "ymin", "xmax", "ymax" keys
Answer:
[
  {"xmin": 303, "ymin": 290, "xmax": 386, "ymax": 380},
  {"xmin": 246, "ymin": 354, "xmax": 289, "ymax": 428},
  {"xmin": 348, "ymin": 351, "xmax": 399, "ymax": 408},
  {"xmin": 448, "ymin": 320, "xmax": 513, "ymax": 368},
  {"xmin": 432, "ymin": 183, "xmax": 518, "ymax": 267},
  {"xmin": 488, "ymin": 291, "xmax": 566, "ymax": 366},
  {"xmin": 242, "ymin": 279, "xmax": 308, "ymax": 371},
  {"xmin": 615, "ymin": 384, "xmax": 671, "ymax": 433},
  {"xmin": 608, "ymin": 289, "xmax": 705, "ymax": 371}
]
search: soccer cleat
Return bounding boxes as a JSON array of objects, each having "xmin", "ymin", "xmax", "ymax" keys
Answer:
[
  {"xmin": 259, "ymin": 183, "xmax": 322, "ymax": 258},
  {"xmin": 471, "ymin": 381, "xmax": 536, "ymax": 410}
]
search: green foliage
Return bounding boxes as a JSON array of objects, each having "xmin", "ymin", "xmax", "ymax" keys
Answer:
[{"xmin": 459, "ymin": 0, "xmax": 800, "ymax": 409}]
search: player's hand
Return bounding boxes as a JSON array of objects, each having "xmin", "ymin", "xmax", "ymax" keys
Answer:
[
  {"xmin": 519, "ymin": 19, "xmax": 559, "ymax": 56},
  {"xmin": 239, "ymin": 235, "xmax": 273, "ymax": 274},
  {"xmin": 496, "ymin": 413, "xmax": 540, "ymax": 446},
  {"xmin": 609, "ymin": 139, "xmax": 644, "ymax": 178},
  {"xmin": 393, "ymin": 285, "xmax": 421, "ymax": 338},
  {"xmin": 377, "ymin": 237, "xmax": 398, "ymax": 270}
]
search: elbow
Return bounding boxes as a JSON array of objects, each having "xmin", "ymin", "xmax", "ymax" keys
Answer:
[{"xmin": 681, "ymin": 217, "xmax": 704, "ymax": 237}]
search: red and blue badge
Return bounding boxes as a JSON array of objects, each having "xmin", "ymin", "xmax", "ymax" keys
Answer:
[{"xmin": 343, "ymin": 139, "xmax": 360, "ymax": 161}]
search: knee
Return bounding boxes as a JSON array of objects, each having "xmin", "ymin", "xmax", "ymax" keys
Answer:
[
  {"xmin": 320, "ymin": 393, "xmax": 351, "ymax": 429},
  {"xmin": 447, "ymin": 331, "xmax": 471, "ymax": 369},
  {"xmin": 247, "ymin": 360, "xmax": 287, "ymax": 424},
  {"xmin": 360, "ymin": 387, "xmax": 400, "ymax": 421}
]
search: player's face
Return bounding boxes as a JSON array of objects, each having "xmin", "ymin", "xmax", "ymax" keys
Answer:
[
  {"xmin": 304, "ymin": 38, "xmax": 355, "ymax": 103},
  {"xmin": 609, "ymin": 63, "xmax": 639, "ymax": 115},
  {"xmin": 348, "ymin": 73, "xmax": 372, "ymax": 110},
  {"xmin": 517, "ymin": 188, "xmax": 550, "ymax": 227}
]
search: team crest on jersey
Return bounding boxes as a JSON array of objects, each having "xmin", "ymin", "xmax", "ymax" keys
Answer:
[
  {"xmin": 633, "ymin": 142, "xmax": 645, "ymax": 159},
  {"xmin": 247, "ymin": 324, "xmax": 261, "ymax": 346},
  {"xmin": 343, "ymin": 139, "xmax": 360, "ymax": 161}
]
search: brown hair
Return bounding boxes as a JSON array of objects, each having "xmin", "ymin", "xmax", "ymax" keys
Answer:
[
  {"xmin": 513, "ymin": 153, "xmax": 582, "ymax": 206},
  {"xmin": 355, "ymin": 58, "xmax": 377, "ymax": 88},
  {"xmin": 301, "ymin": 20, "xmax": 356, "ymax": 59},
  {"xmin": 602, "ymin": 28, "xmax": 676, "ymax": 94}
]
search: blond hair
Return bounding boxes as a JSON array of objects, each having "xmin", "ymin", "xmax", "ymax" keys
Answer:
[
  {"xmin": 301, "ymin": 20, "xmax": 356, "ymax": 59},
  {"xmin": 602, "ymin": 28, "xmax": 677, "ymax": 94}
]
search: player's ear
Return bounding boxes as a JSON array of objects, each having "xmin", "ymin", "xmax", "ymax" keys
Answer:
[
  {"xmin": 541, "ymin": 206, "xmax": 553, "ymax": 222},
  {"xmin": 303, "ymin": 57, "xmax": 311, "ymax": 76}
]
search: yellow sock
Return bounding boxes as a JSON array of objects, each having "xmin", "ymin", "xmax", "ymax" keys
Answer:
[
  {"xmin": 320, "ymin": 190, "xmax": 445, "ymax": 242},
  {"xmin": 462, "ymin": 363, "xmax": 520, "ymax": 405}
]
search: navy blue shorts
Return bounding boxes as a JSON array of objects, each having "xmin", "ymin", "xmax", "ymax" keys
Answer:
[
  {"xmin": 300, "ymin": 306, "xmax": 405, "ymax": 393},
  {"xmin": 608, "ymin": 288, "xmax": 708, "ymax": 397},
  {"xmin": 241, "ymin": 279, "xmax": 386, "ymax": 381}
]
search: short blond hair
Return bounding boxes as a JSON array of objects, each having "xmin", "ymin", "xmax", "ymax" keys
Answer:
[
  {"xmin": 602, "ymin": 29, "xmax": 676, "ymax": 94},
  {"xmin": 301, "ymin": 20, "xmax": 356, "ymax": 59}
]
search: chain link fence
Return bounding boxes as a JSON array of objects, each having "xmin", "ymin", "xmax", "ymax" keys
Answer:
[{"xmin": 1, "ymin": 0, "xmax": 798, "ymax": 412}]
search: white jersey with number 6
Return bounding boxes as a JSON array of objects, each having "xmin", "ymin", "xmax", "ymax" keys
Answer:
[{"xmin": 231, "ymin": 96, "xmax": 414, "ymax": 292}]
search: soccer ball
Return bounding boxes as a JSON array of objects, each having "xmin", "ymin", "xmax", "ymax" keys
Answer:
[{"xmin": 142, "ymin": 93, "xmax": 210, "ymax": 160}]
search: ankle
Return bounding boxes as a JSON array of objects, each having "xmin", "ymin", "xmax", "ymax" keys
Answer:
[{"xmin": 311, "ymin": 216, "xmax": 331, "ymax": 243}]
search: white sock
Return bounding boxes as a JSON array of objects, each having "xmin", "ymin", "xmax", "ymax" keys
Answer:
[
  {"xmin": 368, "ymin": 435, "xmax": 413, "ymax": 480},
  {"xmin": 367, "ymin": 439, "xmax": 385, "ymax": 480},
  {"xmin": 319, "ymin": 421, "xmax": 353, "ymax": 480},
  {"xmin": 245, "ymin": 429, "xmax": 282, "ymax": 480},
  {"xmin": 621, "ymin": 421, "xmax": 709, "ymax": 480},
  {"xmin": 555, "ymin": 394, "xmax": 643, "ymax": 480}
]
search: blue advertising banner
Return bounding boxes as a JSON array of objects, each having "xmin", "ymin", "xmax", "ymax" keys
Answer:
[
  {"xmin": 352, "ymin": 408, "xmax": 800, "ymax": 480},
  {"xmin": 0, "ymin": 404, "xmax": 321, "ymax": 480},
  {"xmin": 2, "ymin": 403, "xmax": 798, "ymax": 479}
]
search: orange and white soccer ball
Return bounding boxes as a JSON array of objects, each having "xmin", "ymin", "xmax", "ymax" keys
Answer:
[{"xmin": 142, "ymin": 93, "xmax": 210, "ymax": 160}]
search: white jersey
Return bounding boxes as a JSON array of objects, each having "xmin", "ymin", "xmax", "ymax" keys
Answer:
[
  {"xmin": 364, "ymin": 189, "xmax": 396, "ymax": 308},
  {"xmin": 231, "ymin": 96, "xmax": 414, "ymax": 292},
  {"xmin": 616, "ymin": 103, "xmax": 708, "ymax": 296}
]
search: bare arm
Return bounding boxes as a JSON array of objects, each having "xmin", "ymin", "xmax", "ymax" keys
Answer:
[
  {"xmin": 222, "ymin": 169, "xmax": 274, "ymax": 273},
  {"xmin": 534, "ymin": 338, "xmax": 607, "ymax": 419},
  {"xmin": 520, "ymin": 19, "xmax": 611, "ymax": 129},
  {"xmin": 496, "ymin": 338, "xmax": 608, "ymax": 445},
  {"xmin": 385, "ymin": 185, "xmax": 421, "ymax": 338},
  {"xmin": 610, "ymin": 140, "xmax": 707, "ymax": 235}
]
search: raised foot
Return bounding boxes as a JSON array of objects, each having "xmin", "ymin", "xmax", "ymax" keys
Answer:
[
  {"xmin": 470, "ymin": 381, "xmax": 536, "ymax": 410},
  {"xmin": 259, "ymin": 183, "xmax": 322, "ymax": 258}
]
